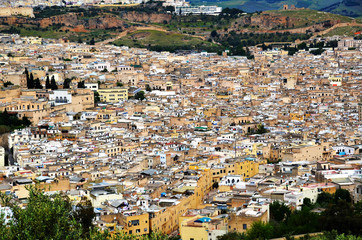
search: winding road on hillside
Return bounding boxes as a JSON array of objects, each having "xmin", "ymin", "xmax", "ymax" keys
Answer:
[
  {"xmin": 311, "ymin": 21, "xmax": 362, "ymax": 37},
  {"xmin": 95, "ymin": 25, "xmax": 206, "ymax": 46},
  {"xmin": 95, "ymin": 19, "xmax": 361, "ymax": 47}
]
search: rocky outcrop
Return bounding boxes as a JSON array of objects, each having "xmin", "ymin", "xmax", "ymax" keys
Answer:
[
  {"xmin": 0, "ymin": 13, "xmax": 125, "ymax": 29},
  {"xmin": 233, "ymin": 12, "xmax": 343, "ymax": 33},
  {"xmin": 38, "ymin": 13, "xmax": 79, "ymax": 28},
  {"xmin": 86, "ymin": 15, "xmax": 124, "ymax": 29},
  {"xmin": 120, "ymin": 11, "xmax": 171, "ymax": 24},
  {"xmin": 239, "ymin": 14, "xmax": 293, "ymax": 29}
]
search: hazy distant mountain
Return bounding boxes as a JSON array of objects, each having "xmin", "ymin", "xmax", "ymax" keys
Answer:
[
  {"xmin": 320, "ymin": 0, "xmax": 362, "ymax": 18},
  {"xmin": 189, "ymin": 0, "xmax": 362, "ymax": 17}
]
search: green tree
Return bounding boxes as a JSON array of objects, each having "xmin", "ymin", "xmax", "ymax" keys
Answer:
[
  {"xmin": 34, "ymin": 78, "xmax": 43, "ymax": 89},
  {"xmin": 0, "ymin": 110, "xmax": 31, "ymax": 132},
  {"xmin": 217, "ymin": 231, "xmax": 245, "ymax": 240},
  {"xmin": 212, "ymin": 181, "xmax": 219, "ymax": 189},
  {"xmin": 285, "ymin": 207, "xmax": 319, "ymax": 235},
  {"xmin": 255, "ymin": 124, "xmax": 268, "ymax": 134},
  {"xmin": 0, "ymin": 185, "xmax": 82, "ymax": 240},
  {"xmin": 63, "ymin": 78, "xmax": 72, "ymax": 89},
  {"xmin": 316, "ymin": 191, "xmax": 333, "ymax": 207},
  {"xmin": 313, "ymin": 230, "xmax": 362, "ymax": 240},
  {"xmin": 334, "ymin": 189, "xmax": 351, "ymax": 203},
  {"xmin": 246, "ymin": 221, "xmax": 273, "ymax": 240},
  {"xmin": 94, "ymin": 91, "xmax": 100, "ymax": 105},
  {"xmin": 303, "ymin": 198, "xmax": 312, "ymax": 208},
  {"xmin": 211, "ymin": 30, "xmax": 218, "ymax": 38},
  {"xmin": 50, "ymin": 76, "xmax": 58, "ymax": 90},
  {"xmin": 21, "ymin": 116, "xmax": 31, "ymax": 127},
  {"xmin": 134, "ymin": 91, "xmax": 145, "ymax": 100},
  {"xmin": 3, "ymin": 81, "xmax": 14, "ymax": 87},
  {"xmin": 45, "ymin": 76, "xmax": 51, "ymax": 89},
  {"xmin": 28, "ymin": 72, "xmax": 35, "ymax": 89},
  {"xmin": 0, "ymin": 185, "xmax": 173, "ymax": 240},
  {"xmin": 354, "ymin": 200, "xmax": 362, "ymax": 216},
  {"xmin": 24, "ymin": 68, "xmax": 29, "ymax": 83},
  {"xmin": 297, "ymin": 42, "xmax": 307, "ymax": 50},
  {"xmin": 77, "ymin": 81, "xmax": 85, "ymax": 89},
  {"xmin": 73, "ymin": 197, "xmax": 95, "ymax": 238},
  {"xmin": 270, "ymin": 201, "xmax": 291, "ymax": 222},
  {"xmin": 310, "ymin": 48, "xmax": 325, "ymax": 55},
  {"xmin": 319, "ymin": 199, "xmax": 360, "ymax": 234}
]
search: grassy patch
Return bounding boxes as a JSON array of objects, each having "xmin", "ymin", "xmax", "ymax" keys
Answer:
[
  {"xmin": 265, "ymin": 9, "xmax": 353, "ymax": 28},
  {"xmin": 154, "ymin": 15, "xmax": 232, "ymax": 36},
  {"xmin": 18, "ymin": 28, "xmax": 65, "ymax": 39},
  {"xmin": 323, "ymin": 26, "xmax": 362, "ymax": 36},
  {"xmin": 113, "ymin": 29, "xmax": 221, "ymax": 52},
  {"xmin": 0, "ymin": 25, "xmax": 118, "ymax": 43}
]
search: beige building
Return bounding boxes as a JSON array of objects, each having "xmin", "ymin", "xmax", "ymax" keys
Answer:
[
  {"xmin": 1, "ymin": 73, "xmax": 27, "ymax": 88},
  {"xmin": 228, "ymin": 206, "xmax": 269, "ymax": 233},
  {"xmin": 281, "ymin": 144, "xmax": 324, "ymax": 162},
  {"xmin": 0, "ymin": 7, "xmax": 34, "ymax": 17},
  {"xmin": 98, "ymin": 88, "xmax": 128, "ymax": 103},
  {"xmin": 0, "ymin": 97, "xmax": 49, "ymax": 125}
]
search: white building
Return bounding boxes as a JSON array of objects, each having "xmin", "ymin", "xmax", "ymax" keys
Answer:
[
  {"xmin": 49, "ymin": 90, "xmax": 72, "ymax": 106},
  {"xmin": 8, "ymin": 128, "xmax": 33, "ymax": 149},
  {"xmin": 87, "ymin": 61, "xmax": 111, "ymax": 71},
  {"xmin": 332, "ymin": 145, "xmax": 357, "ymax": 155},
  {"xmin": 175, "ymin": 5, "xmax": 222, "ymax": 16},
  {"xmin": 85, "ymin": 83, "xmax": 99, "ymax": 91},
  {"xmin": 284, "ymin": 191, "xmax": 304, "ymax": 209},
  {"xmin": 219, "ymin": 175, "xmax": 243, "ymax": 186},
  {"xmin": 0, "ymin": 146, "xmax": 5, "ymax": 167}
]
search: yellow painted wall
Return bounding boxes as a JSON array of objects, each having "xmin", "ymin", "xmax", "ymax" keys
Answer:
[{"xmin": 98, "ymin": 88, "xmax": 128, "ymax": 102}]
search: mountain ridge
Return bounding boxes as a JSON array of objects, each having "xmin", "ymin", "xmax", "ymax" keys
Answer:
[{"xmin": 189, "ymin": 0, "xmax": 362, "ymax": 18}]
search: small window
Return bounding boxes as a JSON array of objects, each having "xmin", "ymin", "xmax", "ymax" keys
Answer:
[{"xmin": 243, "ymin": 224, "xmax": 247, "ymax": 230}]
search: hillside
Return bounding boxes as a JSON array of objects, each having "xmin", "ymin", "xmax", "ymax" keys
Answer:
[
  {"xmin": 113, "ymin": 29, "xmax": 221, "ymax": 52},
  {"xmin": 189, "ymin": 0, "xmax": 362, "ymax": 18},
  {"xmin": 322, "ymin": 26, "xmax": 362, "ymax": 37},
  {"xmin": 263, "ymin": 9, "xmax": 354, "ymax": 28},
  {"xmin": 320, "ymin": 0, "xmax": 362, "ymax": 19},
  {"xmin": 0, "ymin": 5, "xmax": 360, "ymax": 55}
]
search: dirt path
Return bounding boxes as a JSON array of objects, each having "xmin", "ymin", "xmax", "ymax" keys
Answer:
[
  {"xmin": 95, "ymin": 27, "xmax": 134, "ymax": 46},
  {"xmin": 96, "ymin": 20, "xmax": 359, "ymax": 46},
  {"xmin": 312, "ymin": 21, "xmax": 362, "ymax": 37},
  {"xmin": 95, "ymin": 25, "xmax": 206, "ymax": 46}
]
